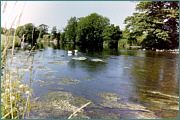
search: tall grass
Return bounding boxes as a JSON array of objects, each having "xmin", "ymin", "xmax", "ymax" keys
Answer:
[{"xmin": 1, "ymin": 1, "xmax": 34, "ymax": 119}]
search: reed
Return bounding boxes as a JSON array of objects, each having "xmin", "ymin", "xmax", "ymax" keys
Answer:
[
  {"xmin": 68, "ymin": 102, "xmax": 91, "ymax": 119},
  {"xmin": 1, "ymin": 42, "xmax": 34, "ymax": 119},
  {"xmin": 1, "ymin": 1, "xmax": 34, "ymax": 119}
]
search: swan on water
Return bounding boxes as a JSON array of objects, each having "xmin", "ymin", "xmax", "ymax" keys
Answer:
[
  {"xmin": 74, "ymin": 50, "xmax": 78, "ymax": 53},
  {"xmin": 68, "ymin": 50, "xmax": 72, "ymax": 54}
]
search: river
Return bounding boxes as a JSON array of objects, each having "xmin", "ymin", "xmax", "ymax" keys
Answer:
[{"xmin": 5, "ymin": 42, "xmax": 179, "ymax": 119}]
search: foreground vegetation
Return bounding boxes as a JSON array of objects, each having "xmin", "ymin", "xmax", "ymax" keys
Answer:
[{"xmin": 1, "ymin": 33, "xmax": 33, "ymax": 119}]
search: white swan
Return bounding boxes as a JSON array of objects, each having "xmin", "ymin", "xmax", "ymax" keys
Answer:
[
  {"xmin": 74, "ymin": 50, "xmax": 78, "ymax": 53},
  {"xmin": 68, "ymin": 50, "xmax": 72, "ymax": 54}
]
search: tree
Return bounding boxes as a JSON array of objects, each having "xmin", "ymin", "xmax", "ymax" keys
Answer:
[
  {"xmin": 76, "ymin": 13, "xmax": 110, "ymax": 46},
  {"xmin": 38, "ymin": 24, "xmax": 49, "ymax": 38},
  {"xmin": 56, "ymin": 30, "xmax": 61, "ymax": 41},
  {"xmin": 124, "ymin": 1, "xmax": 179, "ymax": 49},
  {"xmin": 16, "ymin": 26, "xmax": 25, "ymax": 38},
  {"xmin": 103, "ymin": 24, "xmax": 122, "ymax": 46},
  {"xmin": 24, "ymin": 23, "xmax": 35, "ymax": 42},
  {"xmin": 51, "ymin": 26, "xmax": 57, "ymax": 40},
  {"xmin": 63, "ymin": 17, "xmax": 77, "ymax": 43},
  {"xmin": 60, "ymin": 32, "xmax": 66, "ymax": 43},
  {"xmin": 16, "ymin": 23, "xmax": 39, "ymax": 43},
  {"xmin": 8, "ymin": 28, "xmax": 15, "ymax": 36},
  {"xmin": 50, "ymin": 26, "xmax": 61, "ymax": 41}
]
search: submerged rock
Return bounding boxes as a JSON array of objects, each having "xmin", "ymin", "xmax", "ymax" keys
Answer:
[
  {"xmin": 46, "ymin": 91, "xmax": 73, "ymax": 101},
  {"xmin": 81, "ymin": 77, "xmax": 95, "ymax": 81},
  {"xmin": 30, "ymin": 91, "xmax": 95, "ymax": 119},
  {"xmin": 37, "ymin": 66, "xmax": 50, "ymax": 70},
  {"xmin": 99, "ymin": 100, "xmax": 158, "ymax": 119},
  {"xmin": 57, "ymin": 77, "xmax": 81, "ymax": 85},
  {"xmin": 72, "ymin": 57, "xmax": 87, "ymax": 60},
  {"xmin": 100, "ymin": 101, "xmax": 127, "ymax": 108},
  {"xmin": 69, "ymin": 96, "xmax": 97, "ymax": 109},
  {"xmin": 38, "ymin": 83, "xmax": 51, "ymax": 87},
  {"xmin": 125, "ymin": 102, "xmax": 148, "ymax": 111},
  {"xmin": 48, "ymin": 62, "xmax": 65, "ymax": 65},
  {"xmin": 51, "ymin": 99, "xmax": 79, "ymax": 112},
  {"xmin": 36, "ymin": 79, "xmax": 54, "ymax": 84},
  {"xmin": 49, "ymin": 86, "xmax": 63, "ymax": 91},
  {"xmin": 98, "ymin": 92, "xmax": 157, "ymax": 118},
  {"xmin": 136, "ymin": 111, "xmax": 159, "ymax": 119},
  {"xmin": 44, "ymin": 71, "xmax": 58, "ymax": 74},
  {"xmin": 43, "ymin": 73, "xmax": 56, "ymax": 79},
  {"xmin": 99, "ymin": 92, "xmax": 122, "ymax": 102},
  {"xmin": 53, "ymin": 55, "xmax": 60, "ymax": 57},
  {"xmin": 48, "ymin": 60, "xmax": 69, "ymax": 65},
  {"xmin": 56, "ymin": 60, "xmax": 69, "ymax": 62},
  {"xmin": 91, "ymin": 59, "xmax": 105, "ymax": 62}
]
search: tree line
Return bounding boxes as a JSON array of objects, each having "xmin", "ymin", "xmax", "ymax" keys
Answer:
[
  {"xmin": 61, "ymin": 13, "xmax": 122, "ymax": 47},
  {"xmin": 1, "ymin": 1, "xmax": 179, "ymax": 49},
  {"xmin": 1, "ymin": 13, "xmax": 122, "ymax": 47},
  {"xmin": 1, "ymin": 23, "xmax": 61, "ymax": 44}
]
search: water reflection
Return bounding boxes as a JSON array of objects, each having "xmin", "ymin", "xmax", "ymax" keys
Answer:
[{"xmin": 127, "ymin": 51, "xmax": 179, "ymax": 119}]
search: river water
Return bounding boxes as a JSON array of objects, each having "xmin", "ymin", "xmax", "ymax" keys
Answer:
[{"xmin": 6, "ymin": 43, "xmax": 179, "ymax": 119}]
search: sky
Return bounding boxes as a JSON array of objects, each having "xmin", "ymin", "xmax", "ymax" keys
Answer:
[{"xmin": 1, "ymin": 1, "xmax": 137, "ymax": 32}]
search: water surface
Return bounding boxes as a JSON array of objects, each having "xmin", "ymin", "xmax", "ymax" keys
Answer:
[{"xmin": 6, "ymin": 43, "xmax": 179, "ymax": 119}]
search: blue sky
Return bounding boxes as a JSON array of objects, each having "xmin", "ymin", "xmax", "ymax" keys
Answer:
[{"xmin": 1, "ymin": 1, "xmax": 137, "ymax": 32}]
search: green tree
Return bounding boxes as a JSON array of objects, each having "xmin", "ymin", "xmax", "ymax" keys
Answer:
[
  {"xmin": 38, "ymin": 24, "xmax": 49, "ymax": 38},
  {"xmin": 16, "ymin": 26, "xmax": 25, "ymax": 38},
  {"xmin": 51, "ymin": 26, "xmax": 57, "ymax": 40},
  {"xmin": 76, "ymin": 13, "xmax": 110, "ymax": 46},
  {"xmin": 8, "ymin": 28, "xmax": 15, "ymax": 36},
  {"xmin": 24, "ymin": 23, "xmax": 35, "ymax": 42},
  {"xmin": 50, "ymin": 26, "xmax": 61, "ymax": 41},
  {"xmin": 103, "ymin": 24, "xmax": 122, "ymax": 46},
  {"xmin": 60, "ymin": 32, "xmax": 66, "ymax": 43},
  {"xmin": 124, "ymin": 1, "xmax": 179, "ymax": 49},
  {"xmin": 16, "ymin": 23, "xmax": 39, "ymax": 43},
  {"xmin": 63, "ymin": 17, "xmax": 77, "ymax": 43},
  {"xmin": 56, "ymin": 30, "xmax": 61, "ymax": 41}
]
